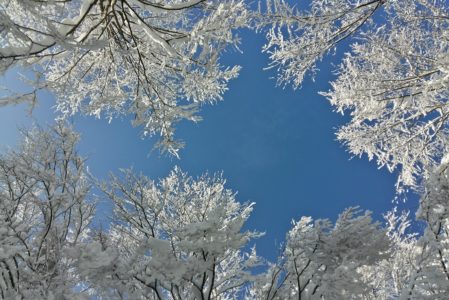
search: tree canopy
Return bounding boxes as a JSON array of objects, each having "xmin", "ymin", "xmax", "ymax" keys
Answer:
[{"xmin": 3, "ymin": 0, "xmax": 449, "ymax": 299}]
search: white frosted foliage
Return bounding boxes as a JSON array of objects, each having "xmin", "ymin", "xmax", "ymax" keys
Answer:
[
  {"xmin": 261, "ymin": 0, "xmax": 449, "ymax": 192},
  {"xmin": 1, "ymin": 0, "xmax": 250, "ymax": 156}
]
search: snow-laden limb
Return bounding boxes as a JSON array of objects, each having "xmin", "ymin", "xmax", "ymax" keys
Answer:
[
  {"xmin": 74, "ymin": 167, "xmax": 263, "ymax": 299},
  {"xmin": 259, "ymin": 0, "xmax": 384, "ymax": 89},
  {"xmin": 327, "ymin": 0, "xmax": 449, "ymax": 192},
  {"xmin": 0, "ymin": 123, "xmax": 95, "ymax": 299},
  {"xmin": 247, "ymin": 207, "xmax": 391, "ymax": 299},
  {"xmin": 260, "ymin": 0, "xmax": 449, "ymax": 192},
  {"xmin": 0, "ymin": 0, "xmax": 250, "ymax": 156}
]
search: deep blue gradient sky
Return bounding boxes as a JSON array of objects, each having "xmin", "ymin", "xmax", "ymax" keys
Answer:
[{"xmin": 0, "ymin": 29, "xmax": 418, "ymax": 261}]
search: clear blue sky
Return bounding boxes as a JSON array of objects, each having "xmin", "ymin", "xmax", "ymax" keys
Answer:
[{"xmin": 0, "ymin": 28, "xmax": 417, "ymax": 261}]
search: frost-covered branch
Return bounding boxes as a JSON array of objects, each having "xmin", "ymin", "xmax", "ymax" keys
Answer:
[
  {"xmin": 1, "ymin": 0, "xmax": 250, "ymax": 156},
  {"xmin": 261, "ymin": 0, "xmax": 449, "ymax": 192}
]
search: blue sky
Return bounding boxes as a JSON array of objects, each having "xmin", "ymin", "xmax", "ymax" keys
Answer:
[{"xmin": 0, "ymin": 28, "xmax": 417, "ymax": 261}]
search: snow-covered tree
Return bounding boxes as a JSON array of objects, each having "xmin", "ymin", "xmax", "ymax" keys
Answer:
[
  {"xmin": 247, "ymin": 207, "xmax": 391, "ymax": 299},
  {"xmin": 403, "ymin": 158, "xmax": 449, "ymax": 298},
  {"xmin": 0, "ymin": 123, "xmax": 95, "ymax": 299},
  {"xmin": 0, "ymin": 0, "xmax": 250, "ymax": 156},
  {"xmin": 261, "ymin": 0, "xmax": 449, "ymax": 192},
  {"xmin": 357, "ymin": 164, "xmax": 449, "ymax": 299},
  {"xmin": 357, "ymin": 210, "xmax": 419, "ymax": 299},
  {"xmin": 71, "ymin": 167, "xmax": 262, "ymax": 299}
]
